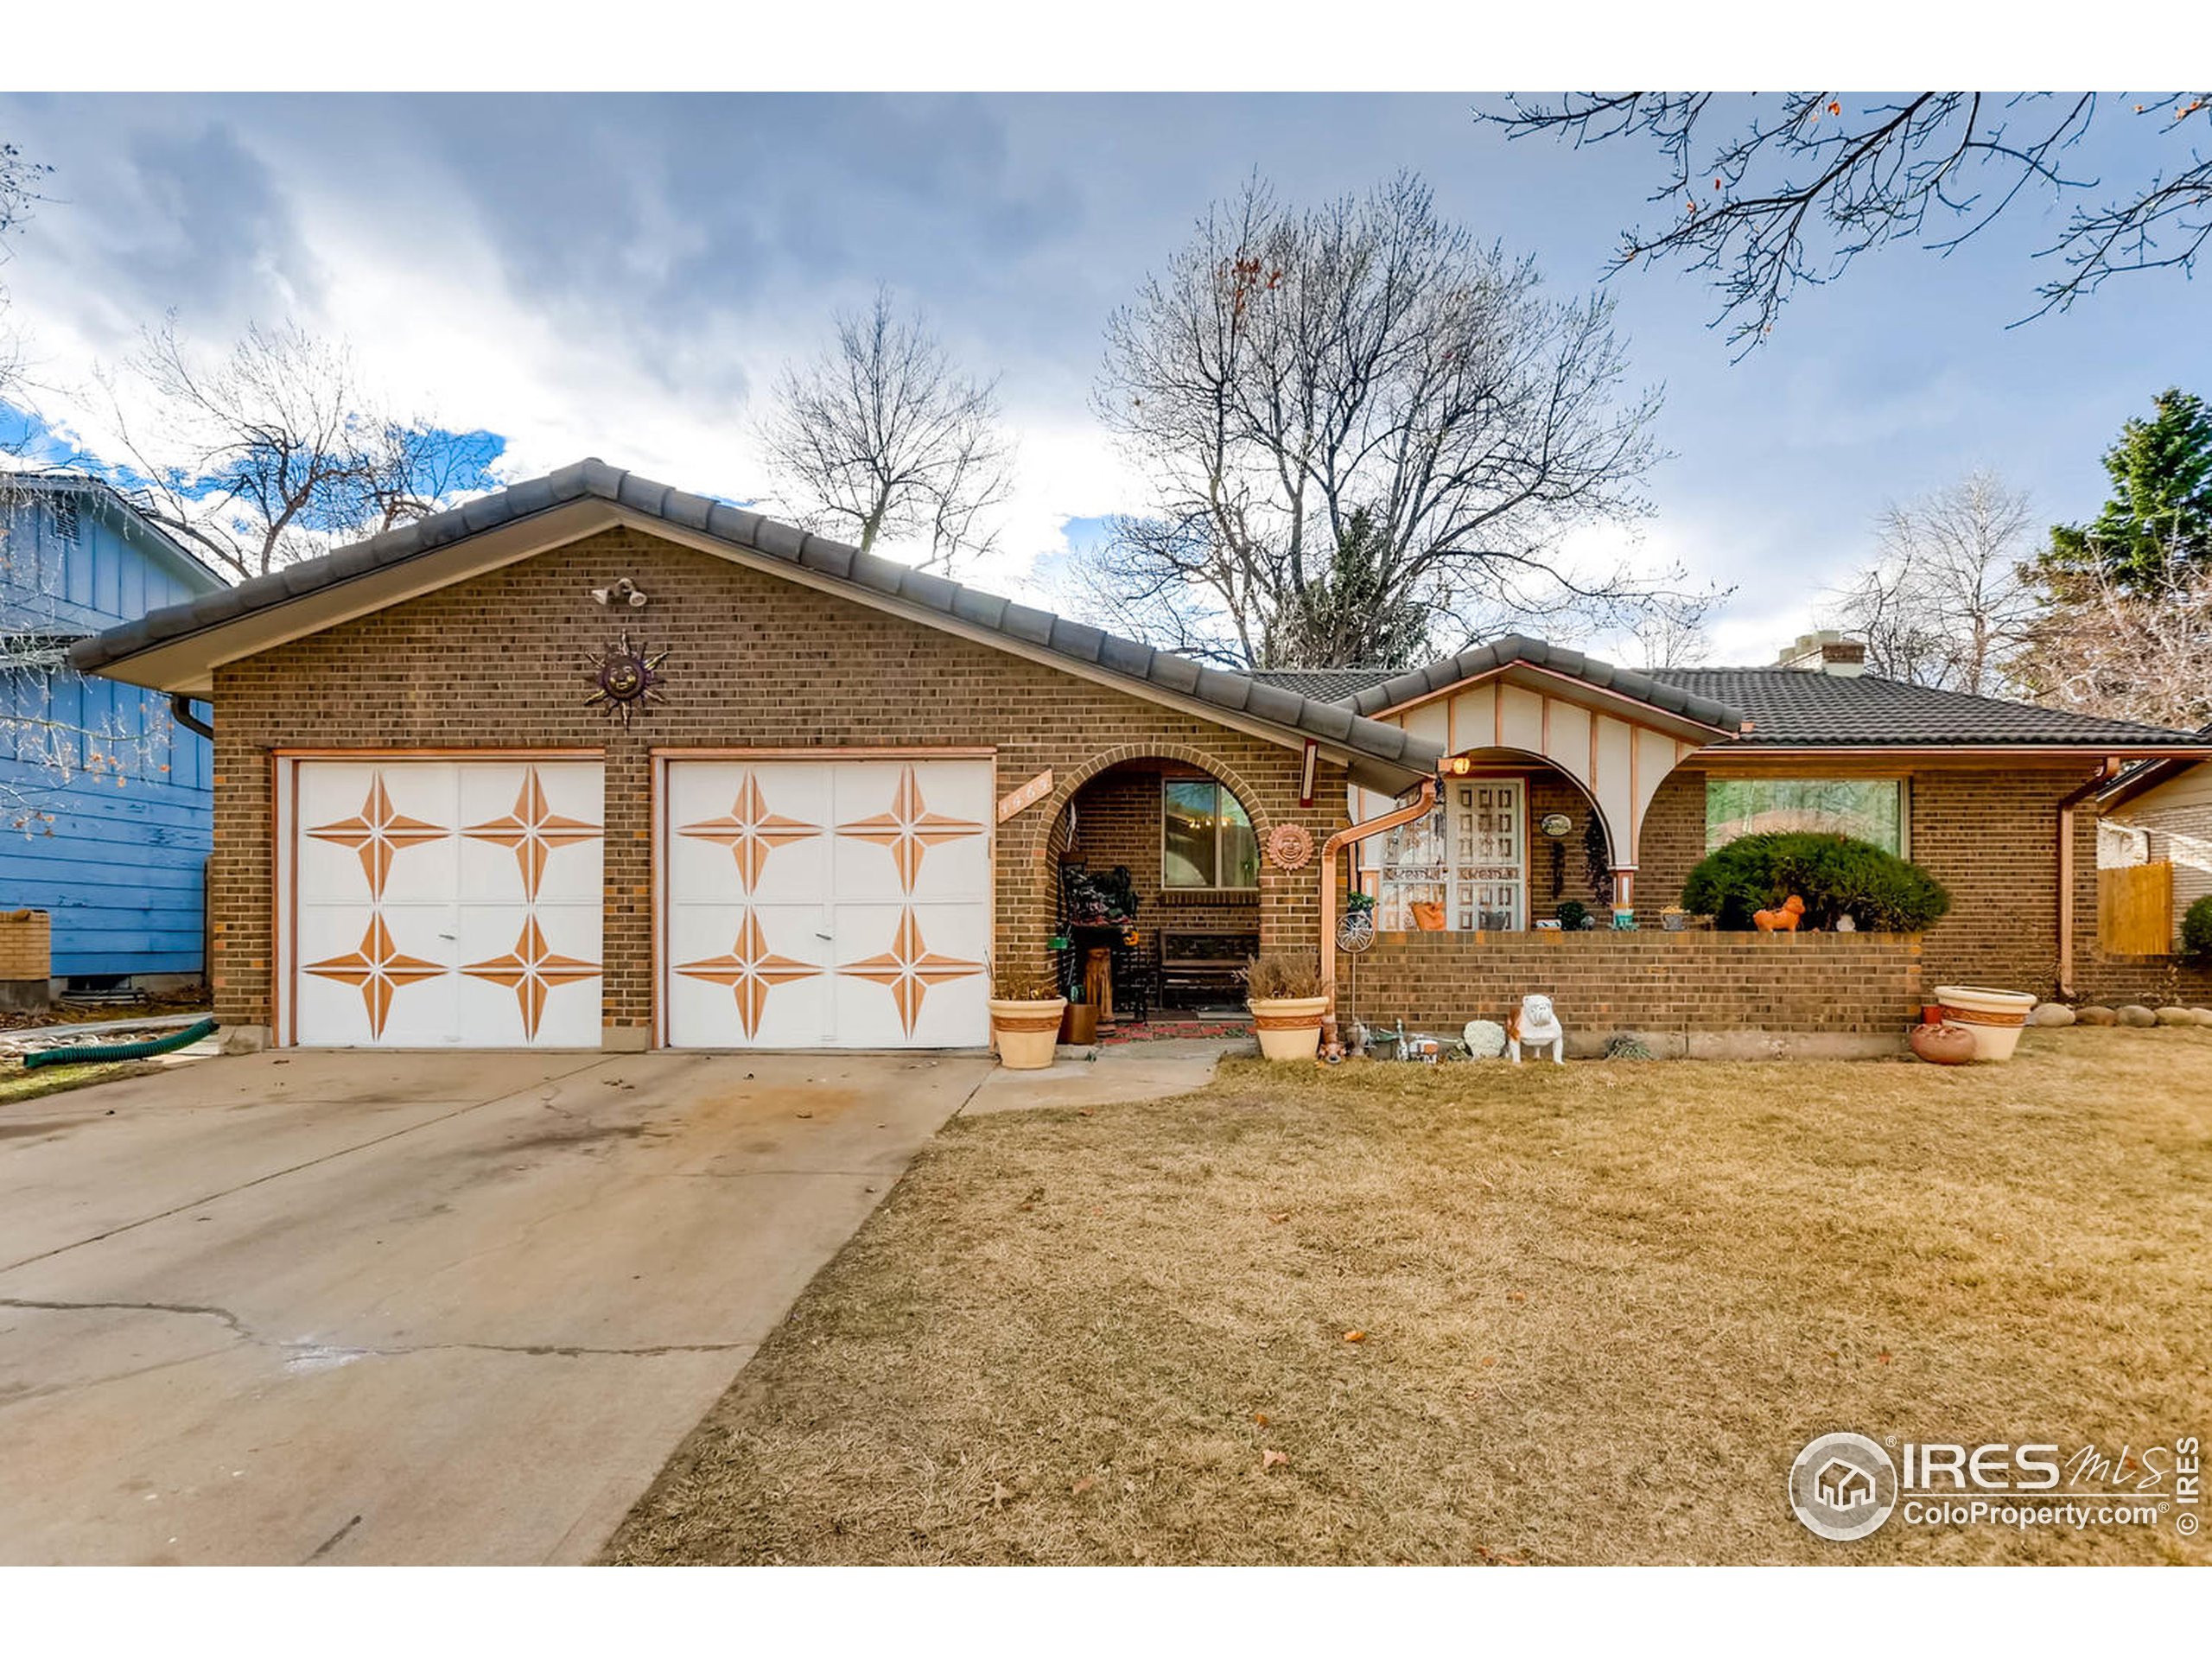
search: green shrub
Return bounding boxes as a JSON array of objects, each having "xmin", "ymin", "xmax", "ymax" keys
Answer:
[
  {"xmin": 2183, "ymin": 895, "xmax": 2212, "ymax": 963},
  {"xmin": 1680, "ymin": 831, "xmax": 1951, "ymax": 932},
  {"xmin": 1554, "ymin": 899, "xmax": 1589, "ymax": 931}
]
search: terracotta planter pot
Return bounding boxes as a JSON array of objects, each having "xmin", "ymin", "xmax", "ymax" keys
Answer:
[
  {"xmin": 1909, "ymin": 1021, "xmax": 1978, "ymax": 1065},
  {"xmin": 1934, "ymin": 984, "xmax": 2037, "ymax": 1062},
  {"xmin": 989, "ymin": 997, "xmax": 1067, "ymax": 1071},
  {"xmin": 1248, "ymin": 995, "xmax": 1331, "ymax": 1062}
]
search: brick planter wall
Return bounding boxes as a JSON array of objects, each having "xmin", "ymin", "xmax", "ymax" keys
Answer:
[{"xmin": 1337, "ymin": 929, "xmax": 1923, "ymax": 1058}]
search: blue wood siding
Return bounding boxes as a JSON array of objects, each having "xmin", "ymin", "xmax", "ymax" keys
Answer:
[{"xmin": 2, "ymin": 487, "xmax": 218, "ymax": 979}]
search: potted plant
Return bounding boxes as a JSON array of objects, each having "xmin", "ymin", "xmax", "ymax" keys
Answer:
[
  {"xmin": 1554, "ymin": 899, "xmax": 1588, "ymax": 933},
  {"xmin": 1243, "ymin": 951, "xmax": 1332, "ymax": 1062},
  {"xmin": 1660, "ymin": 905, "xmax": 1688, "ymax": 932},
  {"xmin": 989, "ymin": 975, "xmax": 1068, "ymax": 1071}
]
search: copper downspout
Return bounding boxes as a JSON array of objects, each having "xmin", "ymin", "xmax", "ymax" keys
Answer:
[
  {"xmin": 1319, "ymin": 776, "xmax": 1438, "ymax": 1039},
  {"xmin": 2055, "ymin": 760, "xmax": 2122, "ymax": 999}
]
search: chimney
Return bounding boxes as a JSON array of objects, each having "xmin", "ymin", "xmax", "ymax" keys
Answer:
[{"xmin": 1775, "ymin": 629, "xmax": 1866, "ymax": 677}]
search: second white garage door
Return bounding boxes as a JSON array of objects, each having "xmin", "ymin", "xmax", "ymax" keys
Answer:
[{"xmin": 664, "ymin": 757, "xmax": 993, "ymax": 1048}]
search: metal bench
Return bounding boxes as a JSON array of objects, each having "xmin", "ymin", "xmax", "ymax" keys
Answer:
[{"xmin": 1158, "ymin": 931, "xmax": 1259, "ymax": 1007}]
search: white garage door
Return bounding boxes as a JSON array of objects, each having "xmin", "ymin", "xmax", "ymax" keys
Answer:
[
  {"xmin": 664, "ymin": 757, "xmax": 992, "ymax": 1048},
  {"xmin": 290, "ymin": 759, "xmax": 604, "ymax": 1047}
]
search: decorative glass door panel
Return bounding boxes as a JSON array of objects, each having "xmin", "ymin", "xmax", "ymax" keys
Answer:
[{"xmin": 1452, "ymin": 780, "xmax": 1524, "ymax": 931}]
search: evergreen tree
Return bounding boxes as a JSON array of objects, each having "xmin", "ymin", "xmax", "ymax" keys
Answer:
[{"xmin": 2044, "ymin": 389, "xmax": 2212, "ymax": 591}]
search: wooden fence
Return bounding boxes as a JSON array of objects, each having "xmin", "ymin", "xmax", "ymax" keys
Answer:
[{"xmin": 2100, "ymin": 861, "xmax": 2174, "ymax": 955}]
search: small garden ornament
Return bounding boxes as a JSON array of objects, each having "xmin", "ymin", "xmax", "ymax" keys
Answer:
[
  {"xmin": 1506, "ymin": 994, "xmax": 1565, "ymax": 1065},
  {"xmin": 1753, "ymin": 894, "xmax": 1806, "ymax": 932}
]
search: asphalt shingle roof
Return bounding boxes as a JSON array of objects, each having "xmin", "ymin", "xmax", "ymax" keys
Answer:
[{"xmin": 64, "ymin": 459, "xmax": 1442, "ymax": 789}]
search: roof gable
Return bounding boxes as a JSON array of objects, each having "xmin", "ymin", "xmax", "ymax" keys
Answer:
[{"xmin": 65, "ymin": 459, "xmax": 1440, "ymax": 793}]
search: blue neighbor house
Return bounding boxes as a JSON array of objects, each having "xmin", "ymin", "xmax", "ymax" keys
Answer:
[{"xmin": 1, "ymin": 471, "xmax": 225, "ymax": 997}]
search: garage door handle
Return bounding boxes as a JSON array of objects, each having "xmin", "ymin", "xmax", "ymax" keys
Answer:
[{"xmin": 815, "ymin": 930, "xmax": 833, "ymax": 940}]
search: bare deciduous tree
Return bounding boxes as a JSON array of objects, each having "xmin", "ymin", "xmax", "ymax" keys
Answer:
[
  {"xmin": 1621, "ymin": 606, "xmax": 1714, "ymax": 670},
  {"xmin": 1823, "ymin": 469, "xmax": 2037, "ymax": 695},
  {"xmin": 1084, "ymin": 172, "xmax": 1707, "ymax": 670},
  {"xmin": 759, "ymin": 289, "xmax": 1013, "ymax": 573},
  {"xmin": 1, "ymin": 478, "xmax": 176, "ymax": 832},
  {"xmin": 2008, "ymin": 544, "xmax": 2212, "ymax": 729},
  {"xmin": 1, "ymin": 140, "xmax": 54, "ymax": 455},
  {"xmin": 1484, "ymin": 93, "xmax": 2212, "ymax": 354},
  {"xmin": 103, "ymin": 316, "xmax": 498, "ymax": 582}
]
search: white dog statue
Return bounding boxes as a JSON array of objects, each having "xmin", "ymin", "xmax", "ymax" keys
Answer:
[{"xmin": 1506, "ymin": 993, "xmax": 1565, "ymax": 1065}]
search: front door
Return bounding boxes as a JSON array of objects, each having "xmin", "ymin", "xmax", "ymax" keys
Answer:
[{"xmin": 1452, "ymin": 779, "xmax": 1524, "ymax": 931}]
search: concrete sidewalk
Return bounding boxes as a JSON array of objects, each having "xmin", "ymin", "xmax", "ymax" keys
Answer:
[
  {"xmin": 962, "ymin": 1037, "xmax": 1241, "ymax": 1114},
  {"xmin": 0, "ymin": 1047, "xmax": 988, "ymax": 1564}
]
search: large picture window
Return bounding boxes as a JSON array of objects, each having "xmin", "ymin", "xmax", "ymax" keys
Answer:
[
  {"xmin": 1162, "ymin": 779, "xmax": 1260, "ymax": 888},
  {"xmin": 1705, "ymin": 778, "xmax": 1906, "ymax": 855}
]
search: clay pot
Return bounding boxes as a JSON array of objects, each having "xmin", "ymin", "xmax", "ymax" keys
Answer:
[
  {"xmin": 989, "ymin": 997, "xmax": 1067, "ymax": 1071},
  {"xmin": 1934, "ymin": 984, "xmax": 2037, "ymax": 1061},
  {"xmin": 1248, "ymin": 995, "xmax": 1332, "ymax": 1061},
  {"xmin": 1910, "ymin": 1022, "xmax": 1978, "ymax": 1065}
]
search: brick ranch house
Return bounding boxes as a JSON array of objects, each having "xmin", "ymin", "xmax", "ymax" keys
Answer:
[{"xmin": 67, "ymin": 461, "xmax": 2212, "ymax": 1056}]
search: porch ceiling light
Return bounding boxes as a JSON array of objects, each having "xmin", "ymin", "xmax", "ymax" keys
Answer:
[{"xmin": 1442, "ymin": 755, "xmax": 1474, "ymax": 776}]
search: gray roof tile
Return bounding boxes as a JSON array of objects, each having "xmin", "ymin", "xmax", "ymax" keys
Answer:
[{"xmin": 67, "ymin": 459, "xmax": 1440, "ymax": 789}]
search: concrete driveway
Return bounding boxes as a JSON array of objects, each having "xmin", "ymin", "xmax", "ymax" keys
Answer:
[{"xmin": 0, "ymin": 1048, "xmax": 990, "ymax": 1564}]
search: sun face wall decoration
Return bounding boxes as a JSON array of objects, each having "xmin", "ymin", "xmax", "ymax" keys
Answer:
[{"xmin": 583, "ymin": 632, "xmax": 671, "ymax": 725}]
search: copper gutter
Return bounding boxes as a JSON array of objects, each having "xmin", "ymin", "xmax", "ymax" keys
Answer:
[{"xmin": 1319, "ymin": 776, "xmax": 1438, "ymax": 1038}]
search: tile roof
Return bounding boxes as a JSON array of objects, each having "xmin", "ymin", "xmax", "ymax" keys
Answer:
[
  {"xmin": 1645, "ymin": 668, "xmax": 2209, "ymax": 749},
  {"xmin": 65, "ymin": 459, "xmax": 1441, "ymax": 790},
  {"xmin": 1341, "ymin": 635, "xmax": 1750, "ymax": 733},
  {"xmin": 1271, "ymin": 654, "xmax": 2210, "ymax": 752}
]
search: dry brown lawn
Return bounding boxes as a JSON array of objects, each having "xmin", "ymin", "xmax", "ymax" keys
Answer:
[{"xmin": 606, "ymin": 1028, "xmax": 2212, "ymax": 1566}]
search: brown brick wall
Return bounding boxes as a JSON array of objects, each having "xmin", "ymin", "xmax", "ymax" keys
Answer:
[
  {"xmin": 208, "ymin": 528, "xmax": 1350, "ymax": 1036},
  {"xmin": 1339, "ymin": 930, "xmax": 1923, "ymax": 1044},
  {"xmin": 1524, "ymin": 772, "xmax": 1609, "ymax": 919},
  {"xmin": 1061, "ymin": 761, "xmax": 1264, "ymax": 941},
  {"xmin": 1631, "ymin": 763, "xmax": 2108, "ymax": 998}
]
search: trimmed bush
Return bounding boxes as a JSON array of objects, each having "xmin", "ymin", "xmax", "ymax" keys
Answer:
[
  {"xmin": 1680, "ymin": 831, "xmax": 1951, "ymax": 933},
  {"xmin": 2183, "ymin": 895, "xmax": 2212, "ymax": 963}
]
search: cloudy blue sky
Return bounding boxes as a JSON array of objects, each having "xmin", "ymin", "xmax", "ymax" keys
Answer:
[{"xmin": 2, "ymin": 92, "xmax": 2205, "ymax": 662}]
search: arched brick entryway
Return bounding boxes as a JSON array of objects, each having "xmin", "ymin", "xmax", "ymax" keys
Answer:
[{"xmin": 996, "ymin": 742, "xmax": 1298, "ymax": 993}]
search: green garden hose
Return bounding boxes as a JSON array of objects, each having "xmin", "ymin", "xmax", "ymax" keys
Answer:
[{"xmin": 22, "ymin": 1018, "xmax": 219, "ymax": 1070}]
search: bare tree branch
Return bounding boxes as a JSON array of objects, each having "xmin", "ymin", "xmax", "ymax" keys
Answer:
[
  {"xmin": 1484, "ymin": 92, "xmax": 2209, "ymax": 353},
  {"xmin": 1821, "ymin": 467, "xmax": 2038, "ymax": 695},
  {"xmin": 758, "ymin": 288, "xmax": 1014, "ymax": 575},
  {"xmin": 1084, "ymin": 171, "xmax": 1708, "ymax": 668}
]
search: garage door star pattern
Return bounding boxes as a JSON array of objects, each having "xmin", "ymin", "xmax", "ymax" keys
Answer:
[
  {"xmin": 673, "ymin": 764, "xmax": 987, "ymax": 1043},
  {"xmin": 677, "ymin": 772, "xmax": 821, "ymax": 891},
  {"xmin": 299, "ymin": 765, "xmax": 603, "ymax": 1045},
  {"xmin": 673, "ymin": 911, "xmax": 823, "ymax": 1039},
  {"xmin": 837, "ymin": 909, "xmax": 984, "ymax": 1038},
  {"xmin": 304, "ymin": 773, "xmax": 447, "ymax": 896},
  {"xmin": 461, "ymin": 917, "xmax": 602, "ymax": 1041},
  {"xmin": 834, "ymin": 764, "xmax": 984, "ymax": 893},
  {"xmin": 461, "ymin": 768, "xmax": 603, "ymax": 899},
  {"xmin": 302, "ymin": 916, "xmax": 446, "ymax": 1039}
]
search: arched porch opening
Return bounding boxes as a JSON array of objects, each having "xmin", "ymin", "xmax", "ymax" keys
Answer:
[
  {"xmin": 1033, "ymin": 747, "xmax": 1273, "ymax": 1023},
  {"xmin": 1357, "ymin": 746, "xmax": 1639, "ymax": 931}
]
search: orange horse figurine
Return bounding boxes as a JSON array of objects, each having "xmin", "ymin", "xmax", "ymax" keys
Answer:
[{"xmin": 1754, "ymin": 894, "xmax": 1806, "ymax": 932}]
